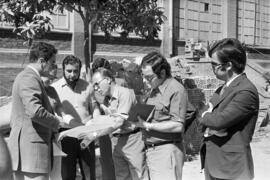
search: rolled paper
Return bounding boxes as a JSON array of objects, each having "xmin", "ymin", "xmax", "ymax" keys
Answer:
[{"xmin": 80, "ymin": 139, "xmax": 92, "ymax": 149}]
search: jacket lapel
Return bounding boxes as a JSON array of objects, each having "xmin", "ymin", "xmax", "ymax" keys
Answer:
[
  {"xmin": 25, "ymin": 67, "xmax": 54, "ymax": 114},
  {"xmin": 213, "ymin": 73, "xmax": 246, "ymax": 108}
]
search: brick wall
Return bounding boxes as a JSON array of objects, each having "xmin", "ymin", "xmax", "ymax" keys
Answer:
[{"xmin": 170, "ymin": 57, "xmax": 223, "ymax": 154}]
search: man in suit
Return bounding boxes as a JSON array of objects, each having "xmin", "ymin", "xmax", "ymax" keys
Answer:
[
  {"xmin": 199, "ymin": 38, "xmax": 259, "ymax": 180},
  {"xmin": 8, "ymin": 42, "xmax": 65, "ymax": 180}
]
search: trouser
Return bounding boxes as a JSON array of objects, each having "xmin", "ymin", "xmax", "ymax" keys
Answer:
[
  {"xmin": 14, "ymin": 171, "xmax": 49, "ymax": 180},
  {"xmin": 111, "ymin": 131, "xmax": 147, "ymax": 180},
  {"xmin": 99, "ymin": 135, "xmax": 116, "ymax": 180},
  {"xmin": 61, "ymin": 136, "xmax": 95, "ymax": 180},
  {"xmin": 145, "ymin": 142, "xmax": 185, "ymax": 180}
]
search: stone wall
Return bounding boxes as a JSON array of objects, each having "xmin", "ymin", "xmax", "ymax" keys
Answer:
[{"xmin": 169, "ymin": 57, "xmax": 224, "ymax": 154}]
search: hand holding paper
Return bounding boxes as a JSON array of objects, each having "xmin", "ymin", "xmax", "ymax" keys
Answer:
[
  {"xmin": 57, "ymin": 115, "xmax": 125, "ymax": 142},
  {"xmin": 100, "ymin": 104, "xmax": 112, "ymax": 115},
  {"xmin": 78, "ymin": 132, "xmax": 97, "ymax": 149}
]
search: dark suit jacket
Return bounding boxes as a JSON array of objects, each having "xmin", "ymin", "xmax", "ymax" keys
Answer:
[
  {"xmin": 8, "ymin": 67, "xmax": 59, "ymax": 173},
  {"xmin": 200, "ymin": 73, "xmax": 259, "ymax": 179}
]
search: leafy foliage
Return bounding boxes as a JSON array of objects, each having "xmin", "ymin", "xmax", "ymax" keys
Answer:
[
  {"xmin": 0, "ymin": 0, "xmax": 165, "ymax": 44},
  {"xmin": 0, "ymin": 0, "xmax": 165, "ymax": 77},
  {"xmin": 0, "ymin": 0, "xmax": 56, "ymax": 45},
  {"xmin": 97, "ymin": 0, "xmax": 165, "ymax": 40}
]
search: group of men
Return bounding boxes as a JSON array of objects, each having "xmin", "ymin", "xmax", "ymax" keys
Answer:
[{"xmin": 4, "ymin": 37, "xmax": 259, "ymax": 180}]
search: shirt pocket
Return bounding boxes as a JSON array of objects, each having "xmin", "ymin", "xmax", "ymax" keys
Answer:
[{"xmin": 154, "ymin": 100, "xmax": 171, "ymax": 122}]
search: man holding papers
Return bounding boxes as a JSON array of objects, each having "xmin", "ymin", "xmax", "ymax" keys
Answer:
[
  {"xmin": 85, "ymin": 67, "xmax": 147, "ymax": 180},
  {"xmin": 135, "ymin": 52, "xmax": 188, "ymax": 180},
  {"xmin": 52, "ymin": 55, "xmax": 99, "ymax": 180}
]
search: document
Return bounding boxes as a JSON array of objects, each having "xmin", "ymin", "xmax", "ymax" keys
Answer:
[
  {"xmin": 58, "ymin": 104, "xmax": 155, "ymax": 149},
  {"xmin": 57, "ymin": 114, "xmax": 123, "ymax": 141}
]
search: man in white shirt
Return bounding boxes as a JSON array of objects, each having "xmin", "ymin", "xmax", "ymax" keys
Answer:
[{"xmin": 52, "ymin": 55, "xmax": 99, "ymax": 180}]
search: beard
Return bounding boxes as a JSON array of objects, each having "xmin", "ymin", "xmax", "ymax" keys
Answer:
[{"xmin": 63, "ymin": 73, "xmax": 80, "ymax": 88}]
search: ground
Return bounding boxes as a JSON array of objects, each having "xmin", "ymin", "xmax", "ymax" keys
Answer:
[{"xmin": 182, "ymin": 125, "xmax": 270, "ymax": 180}]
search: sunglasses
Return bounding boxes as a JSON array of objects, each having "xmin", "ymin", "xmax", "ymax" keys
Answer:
[{"xmin": 211, "ymin": 61, "xmax": 226, "ymax": 67}]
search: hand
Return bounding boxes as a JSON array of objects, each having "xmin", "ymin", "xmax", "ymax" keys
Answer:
[
  {"xmin": 78, "ymin": 132, "xmax": 98, "ymax": 149},
  {"xmin": 207, "ymin": 102, "xmax": 213, "ymax": 112},
  {"xmin": 85, "ymin": 119, "xmax": 93, "ymax": 126},
  {"xmin": 201, "ymin": 102, "xmax": 214, "ymax": 118},
  {"xmin": 121, "ymin": 121, "xmax": 136, "ymax": 131},
  {"xmin": 62, "ymin": 114, "xmax": 75, "ymax": 124},
  {"xmin": 56, "ymin": 116, "xmax": 69, "ymax": 129},
  {"xmin": 135, "ymin": 116, "xmax": 153, "ymax": 131},
  {"xmin": 100, "ymin": 104, "xmax": 112, "ymax": 115},
  {"xmin": 83, "ymin": 115, "xmax": 93, "ymax": 125}
]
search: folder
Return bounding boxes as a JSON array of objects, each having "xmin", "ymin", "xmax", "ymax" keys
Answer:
[{"xmin": 127, "ymin": 103, "xmax": 155, "ymax": 122}]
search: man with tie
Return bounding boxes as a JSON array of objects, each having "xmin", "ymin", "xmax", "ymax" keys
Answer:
[
  {"xmin": 8, "ymin": 42, "xmax": 66, "ymax": 180},
  {"xmin": 80, "ymin": 67, "xmax": 147, "ymax": 180},
  {"xmin": 199, "ymin": 38, "xmax": 259, "ymax": 180}
]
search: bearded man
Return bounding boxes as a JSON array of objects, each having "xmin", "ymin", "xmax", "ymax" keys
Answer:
[{"xmin": 52, "ymin": 55, "xmax": 99, "ymax": 180}]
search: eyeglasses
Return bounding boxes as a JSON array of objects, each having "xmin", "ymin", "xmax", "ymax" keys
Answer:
[
  {"xmin": 211, "ymin": 61, "xmax": 226, "ymax": 67},
  {"xmin": 143, "ymin": 74, "xmax": 157, "ymax": 82},
  {"xmin": 93, "ymin": 78, "xmax": 106, "ymax": 91}
]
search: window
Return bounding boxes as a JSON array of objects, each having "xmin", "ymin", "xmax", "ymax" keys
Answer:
[
  {"xmin": 204, "ymin": 3, "xmax": 209, "ymax": 12},
  {"xmin": 50, "ymin": 9, "xmax": 69, "ymax": 30}
]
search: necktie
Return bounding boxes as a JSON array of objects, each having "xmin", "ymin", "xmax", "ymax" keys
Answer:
[{"xmin": 150, "ymin": 88, "xmax": 159, "ymax": 97}]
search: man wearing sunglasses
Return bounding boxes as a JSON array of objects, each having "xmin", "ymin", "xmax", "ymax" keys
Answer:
[
  {"xmin": 199, "ymin": 38, "xmax": 259, "ymax": 180},
  {"xmin": 134, "ymin": 51, "xmax": 187, "ymax": 180},
  {"xmin": 86, "ymin": 67, "xmax": 147, "ymax": 180}
]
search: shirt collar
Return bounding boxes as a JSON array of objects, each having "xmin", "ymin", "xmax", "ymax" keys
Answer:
[
  {"xmin": 58, "ymin": 77, "xmax": 68, "ymax": 87},
  {"xmin": 158, "ymin": 77, "xmax": 172, "ymax": 94},
  {"xmin": 59, "ymin": 77, "xmax": 79, "ymax": 89},
  {"xmin": 225, "ymin": 73, "xmax": 243, "ymax": 87},
  {"xmin": 27, "ymin": 65, "xmax": 40, "ymax": 77},
  {"xmin": 111, "ymin": 84, "xmax": 120, "ymax": 99}
]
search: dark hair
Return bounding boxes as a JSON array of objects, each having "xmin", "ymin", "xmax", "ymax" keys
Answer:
[
  {"xmin": 208, "ymin": 38, "xmax": 246, "ymax": 74},
  {"xmin": 94, "ymin": 67, "xmax": 115, "ymax": 82},
  {"xmin": 62, "ymin": 55, "xmax": 82, "ymax": 71},
  {"xmin": 92, "ymin": 57, "xmax": 111, "ymax": 73},
  {"xmin": 29, "ymin": 42, "xmax": 57, "ymax": 63},
  {"xmin": 141, "ymin": 51, "xmax": 171, "ymax": 78}
]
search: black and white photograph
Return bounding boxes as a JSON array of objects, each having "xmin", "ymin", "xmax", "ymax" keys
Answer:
[{"xmin": 0, "ymin": 1, "xmax": 270, "ymax": 180}]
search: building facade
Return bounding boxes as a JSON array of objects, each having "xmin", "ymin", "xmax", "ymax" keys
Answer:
[{"xmin": 0, "ymin": 0, "xmax": 270, "ymax": 63}]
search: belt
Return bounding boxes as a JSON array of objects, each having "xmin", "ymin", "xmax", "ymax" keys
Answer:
[
  {"xmin": 145, "ymin": 141, "xmax": 180, "ymax": 149},
  {"xmin": 112, "ymin": 129, "xmax": 140, "ymax": 137}
]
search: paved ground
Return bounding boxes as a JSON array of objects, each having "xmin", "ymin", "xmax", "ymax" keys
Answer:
[{"xmin": 182, "ymin": 125, "xmax": 270, "ymax": 180}]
